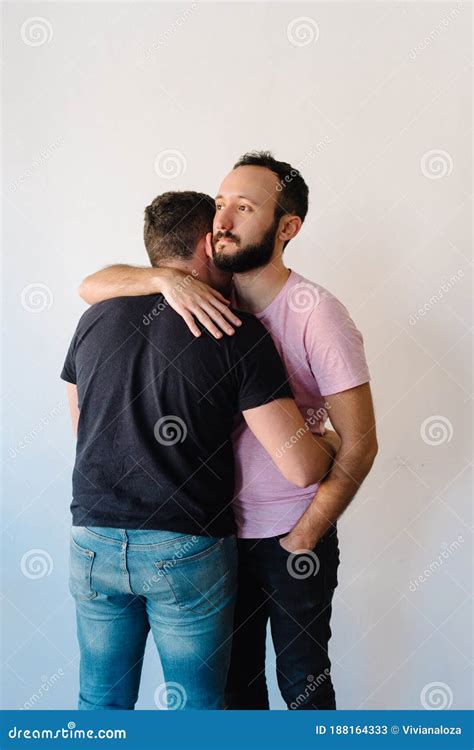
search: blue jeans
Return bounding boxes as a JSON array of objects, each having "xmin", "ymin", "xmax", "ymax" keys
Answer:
[{"xmin": 69, "ymin": 526, "xmax": 238, "ymax": 710}]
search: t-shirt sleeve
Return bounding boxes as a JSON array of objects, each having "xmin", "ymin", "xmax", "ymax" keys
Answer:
[
  {"xmin": 231, "ymin": 316, "xmax": 293, "ymax": 412},
  {"xmin": 304, "ymin": 295, "xmax": 371, "ymax": 397},
  {"xmin": 60, "ymin": 333, "xmax": 78, "ymax": 384}
]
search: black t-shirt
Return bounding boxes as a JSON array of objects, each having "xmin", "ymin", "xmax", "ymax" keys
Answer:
[{"xmin": 60, "ymin": 294, "xmax": 292, "ymax": 536}]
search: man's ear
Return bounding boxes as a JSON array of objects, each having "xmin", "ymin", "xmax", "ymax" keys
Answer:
[
  {"xmin": 205, "ymin": 232, "xmax": 213, "ymax": 260},
  {"xmin": 278, "ymin": 215, "xmax": 302, "ymax": 243}
]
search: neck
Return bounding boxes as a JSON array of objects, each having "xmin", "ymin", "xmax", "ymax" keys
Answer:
[
  {"xmin": 232, "ymin": 256, "xmax": 291, "ymax": 314},
  {"xmin": 157, "ymin": 259, "xmax": 202, "ymax": 280}
]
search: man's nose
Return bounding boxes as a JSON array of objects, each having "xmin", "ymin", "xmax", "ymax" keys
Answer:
[{"xmin": 215, "ymin": 207, "xmax": 234, "ymax": 231}]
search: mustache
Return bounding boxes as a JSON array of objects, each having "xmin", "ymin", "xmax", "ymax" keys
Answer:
[{"xmin": 214, "ymin": 231, "xmax": 240, "ymax": 245}]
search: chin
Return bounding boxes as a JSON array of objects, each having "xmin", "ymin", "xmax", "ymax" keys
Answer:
[{"xmin": 218, "ymin": 242, "xmax": 237, "ymax": 252}]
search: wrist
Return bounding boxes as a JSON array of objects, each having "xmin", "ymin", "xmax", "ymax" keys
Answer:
[
  {"xmin": 283, "ymin": 530, "xmax": 318, "ymax": 551},
  {"xmin": 153, "ymin": 267, "xmax": 190, "ymax": 296},
  {"xmin": 153, "ymin": 267, "xmax": 181, "ymax": 296},
  {"xmin": 150, "ymin": 267, "xmax": 167, "ymax": 294}
]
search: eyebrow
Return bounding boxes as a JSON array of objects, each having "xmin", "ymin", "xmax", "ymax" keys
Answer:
[{"xmin": 215, "ymin": 194, "xmax": 258, "ymax": 205}]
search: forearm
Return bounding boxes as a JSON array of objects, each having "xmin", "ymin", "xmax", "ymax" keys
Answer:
[
  {"xmin": 79, "ymin": 265, "xmax": 162, "ymax": 304},
  {"xmin": 78, "ymin": 264, "xmax": 238, "ymax": 339},
  {"xmin": 300, "ymin": 432, "xmax": 339, "ymax": 486},
  {"xmin": 287, "ymin": 442, "xmax": 377, "ymax": 547}
]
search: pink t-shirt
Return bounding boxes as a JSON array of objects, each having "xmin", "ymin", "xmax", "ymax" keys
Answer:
[{"xmin": 231, "ymin": 270, "xmax": 371, "ymax": 539}]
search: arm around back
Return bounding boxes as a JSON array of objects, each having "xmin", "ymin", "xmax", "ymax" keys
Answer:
[{"xmin": 242, "ymin": 398, "xmax": 338, "ymax": 488}]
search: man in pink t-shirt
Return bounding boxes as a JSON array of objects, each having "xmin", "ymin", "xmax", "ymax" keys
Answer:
[
  {"xmin": 80, "ymin": 151, "xmax": 378, "ymax": 710},
  {"xmin": 209, "ymin": 152, "xmax": 377, "ymax": 710},
  {"xmin": 231, "ymin": 269, "xmax": 371, "ymax": 541}
]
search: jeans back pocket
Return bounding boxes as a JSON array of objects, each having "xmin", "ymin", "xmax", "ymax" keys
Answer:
[{"xmin": 156, "ymin": 538, "xmax": 232, "ymax": 615}]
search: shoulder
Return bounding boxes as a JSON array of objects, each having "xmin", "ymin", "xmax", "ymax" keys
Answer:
[
  {"xmin": 227, "ymin": 308, "xmax": 264, "ymax": 334},
  {"xmin": 78, "ymin": 294, "xmax": 162, "ymax": 324},
  {"xmin": 287, "ymin": 274, "xmax": 365, "ymax": 354},
  {"xmin": 287, "ymin": 273, "xmax": 351, "ymax": 325},
  {"xmin": 222, "ymin": 309, "xmax": 274, "ymax": 354}
]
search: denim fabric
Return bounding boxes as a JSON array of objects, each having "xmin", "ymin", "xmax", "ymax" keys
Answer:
[
  {"xmin": 69, "ymin": 526, "xmax": 237, "ymax": 710},
  {"xmin": 225, "ymin": 528, "xmax": 340, "ymax": 710}
]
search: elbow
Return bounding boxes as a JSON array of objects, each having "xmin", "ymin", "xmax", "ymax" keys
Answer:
[
  {"xmin": 287, "ymin": 466, "xmax": 324, "ymax": 490},
  {"xmin": 287, "ymin": 451, "xmax": 336, "ymax": 488},
  {"xmin": 279, "ymin": 462, "xmax": 310, "ymax": 489},
  {"xmin": 292, "ymin": 474, "xmax": 312, "ymax": 490},
  {"xmin": 297, "ymin": 476, "xmax": 320, "ymax": 489},
  {"xmin": 291, "ymin": 437, "xmax": 379, "ymax": 489},
  {"xmin": 297, "ymin": 470, "xmax": 331, "ymax": 489},
  {"xmin": 361, "ymin": 438, "xmax": 379, "ymax": 474},
  {"xmin": 78, "ymin": 278, "xmax": 95, "ymax": 304},
  {"xmin": 368, "ymin": 436, "xmax": 379, "ymax": 463}
]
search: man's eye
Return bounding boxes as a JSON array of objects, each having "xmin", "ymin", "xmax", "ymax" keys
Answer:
[
  {"xmin": 238, "ymin": 205, "xmax": 249, "ymax": 211},
  {"xmin": 215, "ymin": 204, "xmax": 223, "ymax": 210}
]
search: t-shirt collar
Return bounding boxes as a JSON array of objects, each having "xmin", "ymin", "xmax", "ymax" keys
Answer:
[{"xmin": 230, "ymin": 269, "xmax": 295, "ymax": 317}]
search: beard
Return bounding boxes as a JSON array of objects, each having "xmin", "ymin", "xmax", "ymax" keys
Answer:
[{"xmin": 211, "ymin": 217, "xmax": 279, "ymax": 274}]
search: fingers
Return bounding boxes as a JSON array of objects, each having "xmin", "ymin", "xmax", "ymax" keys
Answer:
[
  {"xmin": 162, "ymin": 272, "xmax": 241, "ymax": 338},
  {"xmin": 176, "ymin": 294, "xmax": 242, "ymax": 338},
  {"xmin": 191, "ymin": 307, "xmax": 225, "ymax": 339},
  {"xmin": 176, "ymin": 302, "xmax": 241, "ymax": 339},
  {"xmin": 209, "ymin": 289, "xmax": 231, "ymax": 305},
  {"xmin": 169, "ymin": 301, "xmax": 226, "ymax": 339},
  {"xmin": 202, "ymin": 297, "xmax": 242, "ymax": 328},
  {"xmin": 199, "ymin": 303, "xmax": 237, "ymax": 336},
  {"xmin": 181, "ymin": 311, "xmax": 202, "ymax": 338}
]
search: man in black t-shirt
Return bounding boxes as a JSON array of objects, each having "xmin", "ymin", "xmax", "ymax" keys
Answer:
[{"xmin": 62, "ymin": 191, "xmax": 337, "ymax": 711}]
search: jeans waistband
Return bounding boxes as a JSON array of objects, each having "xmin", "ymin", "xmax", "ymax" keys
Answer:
[{"xmin": 78, "ymin": 526, "xmax": 199, "ymax": 546}]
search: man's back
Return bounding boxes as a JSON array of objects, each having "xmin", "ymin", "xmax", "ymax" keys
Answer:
[{"xmin": 61, "ymin": 294, "xmax": 291, "ymax": 536}]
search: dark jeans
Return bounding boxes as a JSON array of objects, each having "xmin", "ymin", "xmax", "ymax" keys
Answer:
[{"xmin": 225, "ymin": 527, "xmax": 340, "ymax": 710}]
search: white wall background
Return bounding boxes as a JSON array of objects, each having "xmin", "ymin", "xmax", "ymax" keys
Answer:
[{"xmin": 2, "ymin": 1, "xmax": 472, "ymax": 711}]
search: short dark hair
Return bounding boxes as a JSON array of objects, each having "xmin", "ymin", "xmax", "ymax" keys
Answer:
[
  {"xmin": 144, "ymin": 191, "xmax": 215, "ymax": 266},
  {"xmin": 233, "ymin": 150, "xmax": 309, "ymax": 223}
]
